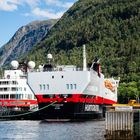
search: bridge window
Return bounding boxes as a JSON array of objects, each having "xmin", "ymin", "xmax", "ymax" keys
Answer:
[
  {"xmin": 47, "ymin": 84, "xmax": 49, "ymax": 90},
  {"xmin": 11, "ymin": 87, "xmax": 17, "ymax": 91},
  {"xmin": 12, "ymin": 81, "xmax": 18, "ymax": 85},
  {"xmin": 28, "ymin": 94, "xmax": 32, "ymax": 99},
  {"xmin": 66, "ymin": 84, "xmax": 69, "ymax": 89},
  {"xmin": 39, "ymin": 84, "xmax": 42, "ymax": 90},
  {"xmin": 74, "ymin": 84, "xmax": 77, "ymax": 89},
  {"xmin": 10, "ymin": 94, "xmax": 16, "ymax": 99},
  {"xmin": 18, "ymin": 87, "xmax": 22, "ymax": 91},
  {"xmin": 70, "ymin": 84, "xmax": 73, "ymax": 89},
  {"xmin": 43, "ymin": 84, "xmax": 46, "ymax": 90}
]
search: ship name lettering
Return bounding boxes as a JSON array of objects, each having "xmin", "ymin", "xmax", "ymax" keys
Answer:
[{"xmin": 85, "ymin": 105, "xmax": 99, "ymax": 111}]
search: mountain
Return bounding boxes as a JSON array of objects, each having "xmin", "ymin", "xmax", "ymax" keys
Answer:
[
  {"xmin": 0, "ymin": 19, "xmax": 58, "ymax": 66},
  {"xmin": 18, "ymin": 0, "xmax": 140, "ymax": 102}
]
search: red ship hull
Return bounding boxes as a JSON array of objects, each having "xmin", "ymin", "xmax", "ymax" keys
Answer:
[{"xmin": 35, "ymin": 94, "xmax": 116, "ymax": 120}]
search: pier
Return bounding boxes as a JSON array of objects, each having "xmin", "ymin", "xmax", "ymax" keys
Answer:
[{"xmin": 105, "ymin": 100, "xmax": 140, "ymax": 140}]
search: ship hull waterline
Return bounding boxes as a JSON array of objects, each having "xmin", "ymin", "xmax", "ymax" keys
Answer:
[{"xmin": 36, "ymin": 94, "xmax": 116, "ymax": 120}]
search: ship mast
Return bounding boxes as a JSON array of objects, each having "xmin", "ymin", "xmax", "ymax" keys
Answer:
[{"xmin": 83, "ymin": 44, "xmax": 87, "ymax": 71}]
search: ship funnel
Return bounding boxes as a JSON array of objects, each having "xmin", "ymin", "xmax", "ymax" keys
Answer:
[{"xmin": 83, "ymin": 45, "xmax": 87, "ymax": 71}]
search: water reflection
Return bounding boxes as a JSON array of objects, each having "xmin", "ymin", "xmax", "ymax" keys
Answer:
[{"xmin": 0, "ymin": 120, "xmax": 105, "ymax": 140}]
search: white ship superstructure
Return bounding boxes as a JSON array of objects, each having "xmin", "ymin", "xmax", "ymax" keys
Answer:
[{"xmin": 0, "ymin": 61, "xmax": 37, "ymax": 112}]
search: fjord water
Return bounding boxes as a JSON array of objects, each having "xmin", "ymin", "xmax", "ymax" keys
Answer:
[{"xmin": 0, "ymin": 120, "xmax": 105, "ymax": 140}]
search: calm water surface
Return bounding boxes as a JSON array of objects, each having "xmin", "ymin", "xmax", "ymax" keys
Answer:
[{"xmin": 0, "ymin": 120, "xmax": 105, "ymax": 140}]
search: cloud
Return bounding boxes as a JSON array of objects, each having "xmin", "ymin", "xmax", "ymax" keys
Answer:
[
  {"xmin": 0, "ymin": 0, "xmax": 18, "ymax": 11},
  {"xmin": 45, "ymin": 0, "xmax": 74, "ymax": 8},
  {"xmin": 30, "ymin": 7, "xmax": 64, "ymax": 19},
  {"xmin": 0, "ymin": 0, "xmax": 40, "ymax": 11},
  {"xmin": 0, "ymin": 0, "xmax": 75, "ymax": 19},
  {"xmin": 23, "ymin": 0, "xmax": 40, "ymax": 8},
  {"xmin": 0, "ymin": 0, "xmax": 74, "ymax": 12},
  {"xmin": 24, "ymin": 0, "xmax": 75, "ymax": 19}
]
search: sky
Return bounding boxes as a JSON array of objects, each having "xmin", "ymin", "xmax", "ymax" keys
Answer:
[{"xmin": 0, "ymin": 0, "xmax": 77, "ymax": 47}]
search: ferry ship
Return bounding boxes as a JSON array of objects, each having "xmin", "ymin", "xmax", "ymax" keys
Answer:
[
  {"xmin": 27, "ymin": 45, "xmax": 119, "ymax": 120},
  {"xmin": 0, "ymin": 61, "xmax": 38, "ymax": 119}
]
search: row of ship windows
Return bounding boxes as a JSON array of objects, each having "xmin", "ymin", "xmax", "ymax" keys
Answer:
[
  {"xmin": 40, "ymin": 84, "xmax": 49, "ymax": 90},
  {"xmin": 0, "ymin": 87, "xmax": 26, "ymax": 92},
  {"xmin": 66, "ymin": 84, "xmax": 77, "ymax": 90},
  {"xmin": 0, "ymin": 94, "xmax": 35, "ymax": 99},
  {"xmin": 0, "ymin": 81, "xmax": 18, "ymax": 85},
  {"xmin": 39, "ymin": 84, "xmax": 77, "ymax": 90}
]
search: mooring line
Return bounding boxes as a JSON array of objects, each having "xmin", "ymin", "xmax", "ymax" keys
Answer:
[{"xmin": 0, "ymin": 101, "xmax": 57, "ymax": 118}]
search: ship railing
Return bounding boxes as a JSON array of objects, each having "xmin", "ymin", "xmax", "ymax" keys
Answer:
[{"xmin": 28, "ymin": 67, "xmax": 90, "ymax": 72}]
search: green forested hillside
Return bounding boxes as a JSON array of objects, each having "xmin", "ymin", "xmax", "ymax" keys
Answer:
[{"xmin": 26, "ymin": 0, "xmax": 140, "ymax": 103}]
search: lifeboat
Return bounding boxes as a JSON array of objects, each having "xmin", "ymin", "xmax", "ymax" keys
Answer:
[{"xmin": 104, "ymin": 79, "xmax": 114, "ymax": 92}]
